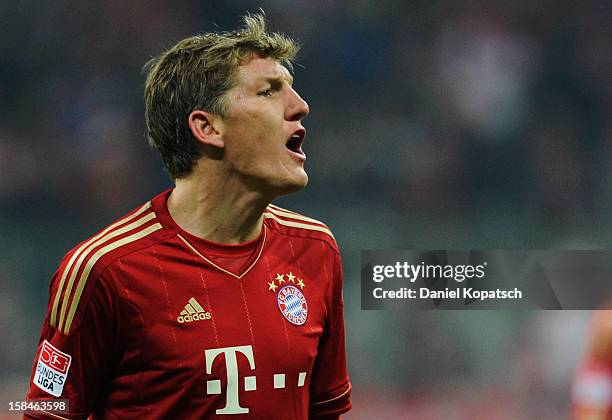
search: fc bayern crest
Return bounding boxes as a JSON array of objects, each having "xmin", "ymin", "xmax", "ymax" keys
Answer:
[{"xmin": 277, "ymin": 285, "xmax": 308, "ymax": 325}]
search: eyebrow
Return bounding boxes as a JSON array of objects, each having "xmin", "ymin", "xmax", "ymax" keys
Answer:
[{"xmin": 261, "ymin": 73, "xmax": 294, "ymax": 87}]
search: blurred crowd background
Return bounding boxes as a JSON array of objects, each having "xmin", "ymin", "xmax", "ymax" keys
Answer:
[{"xmin": 1, "ymin": 1, "xmax": 610, "ymax": 418}]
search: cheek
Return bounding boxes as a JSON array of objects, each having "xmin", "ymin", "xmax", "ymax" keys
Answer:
[{"xmin": 225, "ymin": 129, "xmax": 271, "ymax": 171}]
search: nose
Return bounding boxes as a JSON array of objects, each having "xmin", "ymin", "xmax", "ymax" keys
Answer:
[{"xmin": 286, "ymin": 87, "xmax": 310, "ymax": 121}]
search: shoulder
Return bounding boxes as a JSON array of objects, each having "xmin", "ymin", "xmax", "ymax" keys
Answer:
[
  {"xmin": 264, "ymin": 204, "xmax": 339, "ymax": 253},
  {"xmin": 48, "ymin": 200, "xmax": 168, "ymax": 334}
]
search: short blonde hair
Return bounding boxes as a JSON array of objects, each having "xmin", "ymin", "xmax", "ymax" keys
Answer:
[{"xmin": 144, "ymin": 12, "xmax": 299, "ymax": 179}]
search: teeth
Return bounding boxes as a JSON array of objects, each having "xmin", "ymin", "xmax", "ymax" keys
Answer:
[{"xmin": 291, "ymin": 134, "xmax": 300, "ymax": 139}]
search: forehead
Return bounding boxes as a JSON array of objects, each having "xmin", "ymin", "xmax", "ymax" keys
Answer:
[{"xmin": 235, "ymin": 56, "xmax": 293, "ymax": 85}]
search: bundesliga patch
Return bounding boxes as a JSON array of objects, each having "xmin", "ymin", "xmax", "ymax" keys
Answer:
[
  {"xmin": 277, "ymin": 285, "xmax": 308, "ymax": 325},
  {"xmin": 33, "ymin": 340, "xmax": 72, "ymax": 397}
]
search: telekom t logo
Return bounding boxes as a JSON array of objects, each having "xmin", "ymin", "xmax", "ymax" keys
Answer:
[
  {"xmin": 205, "ymin": 345, "xmax": 256, "ymax": 415},
  {"xmin": 205, "ymin": 345, "xmax": 308, "ymax": 415}
]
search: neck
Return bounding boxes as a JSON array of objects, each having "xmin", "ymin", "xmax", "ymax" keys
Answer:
[{"xmin": 168, "ymin": 170, "xmax": 271, "ymax": 244}]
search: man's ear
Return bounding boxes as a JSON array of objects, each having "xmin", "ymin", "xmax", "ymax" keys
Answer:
[{"xmin": 188, "ymin": 110, "xmax": 224, "ymax": 149}]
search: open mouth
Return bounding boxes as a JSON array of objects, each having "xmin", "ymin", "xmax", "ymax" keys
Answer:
[{"xmin": 286, "ymin": 129, "xmax": 306, "ymax": 158}]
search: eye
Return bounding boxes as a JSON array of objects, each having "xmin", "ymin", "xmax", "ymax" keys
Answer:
[{"xmin": 258, "ymin": 88, "xmax": 273, "ymax": 97}]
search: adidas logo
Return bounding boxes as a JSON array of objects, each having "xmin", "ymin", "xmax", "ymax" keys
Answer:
[{"xmin": 177, "ymin": 297, "xmax": 211, "ymax": 323}]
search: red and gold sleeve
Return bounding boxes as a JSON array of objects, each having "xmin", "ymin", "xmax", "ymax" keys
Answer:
[
  {"xmin": 309, "ymin": 251, "xmax": 352, "ymax": 419},
  {"xmin": 24, "ymin": 268, "xmax": 118, "ymax": 420}
]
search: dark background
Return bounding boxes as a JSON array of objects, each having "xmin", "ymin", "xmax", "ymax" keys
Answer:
[{"xmin": 1, "ymin": 1, "xmax": 610, "ymax": 418}]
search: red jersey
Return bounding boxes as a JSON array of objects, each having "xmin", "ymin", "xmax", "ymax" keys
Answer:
[
  {"xmin": 572, "ymin": 311, "xmax": 612, "ymax": 419},
  {"xmin": 25, "ymin": 189, "xmax": 351, "ymax": 419}
]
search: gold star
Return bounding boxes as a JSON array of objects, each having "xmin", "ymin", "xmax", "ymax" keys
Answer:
[
  {"xmin": 287, "ymin": 272, "xmax": 296, "ymax": 282},
  {"xmin": 297, "ymin": 278, "xmax": 305, "ymax": 289},
  {"xmin": 268, "ymin": 281, "xmax": 278, "ymax": 292},
  {"xmin": 275, "ymin": 273, "xmax": 285, "ymax": 284}
]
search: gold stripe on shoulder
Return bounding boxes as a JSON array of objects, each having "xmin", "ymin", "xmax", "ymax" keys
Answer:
[
  {"xmin": 264, "ymin": 212, "xmax": 336, "ymax": 241},
  {"xmin": 50, "ymin": 202, "xmax": 152, "ymax": 328},
  {"xmin": 267, "ymin": 205, "xmax": 327, "ymax": 227},
  {"xmin": 268, "ymin": 204, "xmax": 299, "ymax": 215},
  {"xmin": 61, "ymin": 222, "xmax": 163, "ymax": 334},
  {"xmin": 311, "ymin": 382, "xmax": 352, "ymax": 407},
  {"xmin": 56, "ymin": 211, "xmax": 157, "ymax": 331}
]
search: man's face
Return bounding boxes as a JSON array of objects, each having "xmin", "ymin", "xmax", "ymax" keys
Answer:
[{"xmin": 218, "ymin": 55, "xmax": 310, "ymax": 196}]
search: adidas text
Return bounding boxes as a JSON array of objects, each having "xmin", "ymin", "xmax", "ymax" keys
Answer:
[{"xmin": 178, "ymin": 312, "xmax": 211, "ymax": 323}]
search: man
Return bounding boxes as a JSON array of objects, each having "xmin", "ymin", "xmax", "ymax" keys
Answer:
[
  {"xmin": 25, "ymin": 13, "xmax": 351, "ymax": 419},
  {"xmin": 572, "ymin": 310, "xmax": 612, "ymax": 419}
]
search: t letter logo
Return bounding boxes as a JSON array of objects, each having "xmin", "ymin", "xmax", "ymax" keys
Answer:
[{"xmin": 205, "ymin": 345, "xmax": 256, "ymax": 414}]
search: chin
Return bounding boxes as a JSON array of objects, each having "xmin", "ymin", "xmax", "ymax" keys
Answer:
[{"xmin": 272, "ymin": 173, "xmax": 309, "ymax": 196}]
